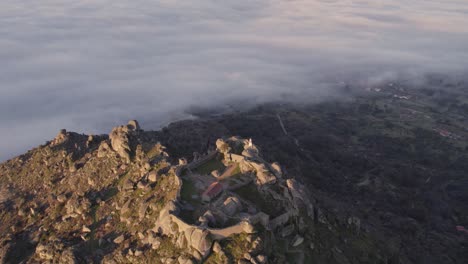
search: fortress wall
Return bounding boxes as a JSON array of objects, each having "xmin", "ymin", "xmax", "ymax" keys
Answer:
[
  {"xmin": 187, "ymin": 151, "xmax": 218, "ymax": 170},
  {"xmin": 170, "ymin": 214, "xmax": 195, "ymax": 233},
  {"xmin": 207, "ymin": 221, "xmax": 253, "ymax": 240},
  {"xmin": 156, "ymin": 138, "xmax": 292, "ymax": 254},
  {"xmin": 225, "ymin": 177, "xmax": 253, "ymax": 191},
  {"xmin": 169, "ymin": 209, "xmax": 251, "ymax": 242},
  {"xmin": 172, "ymin": 170, "xmax": 183, "ymax": 200}
]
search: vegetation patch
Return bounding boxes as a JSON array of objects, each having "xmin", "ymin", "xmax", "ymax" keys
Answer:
[{"xmin": 194, "ymin": 158, "xmax": 225, "ymax": 175}]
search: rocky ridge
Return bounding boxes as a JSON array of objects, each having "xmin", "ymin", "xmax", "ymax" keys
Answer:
[{"xmin": 0, "ymin": 120, "xmax": 396, "ymax": 263}]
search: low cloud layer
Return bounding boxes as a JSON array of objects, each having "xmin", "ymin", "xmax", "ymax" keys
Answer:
[{"xmin": 1, "ymin": 0, "xmax": 468, "ymax": 161}]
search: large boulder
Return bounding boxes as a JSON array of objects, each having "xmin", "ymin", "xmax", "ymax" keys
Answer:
[
  {"xmin": 97, "ymin": 141, "xmax": 111, "ymax": 158},
  {"xmin": 148, "ymin": 171, "xmax": 158, "ymax": 182},
  {"xmin": 186, "ymin": 228, "xmax": 213, "ymax": 258},
  {"xmin": 108, "ymin": 120, "xmax": 142, "ymax": 163},
  {"xmin": 248, "ymin": 162, "xmax": 276, "ymax": 185},
  {"xmin": 216, "ymin": 139, "xmax": 231, "ymax": 153},
  {"xmin": 109, "ymin": 126, "xmax": 131, "ymax": 163},
  {"xmin": 127, "ymin": 120, "xmax": 141, "ymax": 131},
  {"xmin": 138, "ymin": 202, "xmax": 149, "ymax": 220},
  {"xmin": 270, "ymin": 162, "xmax": 282, "ymax": 178}
]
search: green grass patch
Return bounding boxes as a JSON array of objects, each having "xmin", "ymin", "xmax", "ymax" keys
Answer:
[
  {"xmin": 178, "ymin": 209, "xmax": 197, "ymax": 225},
  {"xmin": 116, "ymin": 169, "xmax": 131, "ymax": 187},
  {"xmin": 205, "ymin": 252, "xmax": 229, "ymax": 264},
  {"xmin": 180, "ymin": 178, "xmax": 199, "ymax": 202},
  {"xmin": 222, "ymin": 233, "xmax": 251, "ymax": 260},
  {"xmin": 194, "ymin": 158, "xmax": 225, "ymax": 175},
  {"xmin": 234, "ymin": 184, "xmax": 281, "ymax": 216},
  {"xmin": 231, "ymin": 164, "xmax": 241, "ymax": 177},
  {"xmin": 157, "ymin": 238, "xmax": 184, "ymax": 258}
]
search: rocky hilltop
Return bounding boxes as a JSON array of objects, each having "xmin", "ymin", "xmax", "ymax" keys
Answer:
[
  {"xmin": 0, "ymin": 120, "xmax": 381, "ymax": 264},
  {"xmin": 1, "ymin": 81, "xmax": 468, "ymax": 264}
]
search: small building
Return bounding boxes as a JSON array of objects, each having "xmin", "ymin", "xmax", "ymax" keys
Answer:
[
  {"xmin": 202, "ymin": 182, "xmax": 224, "ymax": 202},
  {"xmin": 222, "ymin": 196, "xmax": 242, "ymax": 216}
]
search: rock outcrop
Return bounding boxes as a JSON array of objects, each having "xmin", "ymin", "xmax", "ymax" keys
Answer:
[
  {"xmin": 50, "ymin": 129, "xmax": 69, "ymax": 146},
  {"xmin": 0, "ymin": 118, "xmax": 404, "ymax": 264},
  {"xmin": 109, "ymin": 120, "xmax": 141, "ymax": 163}
]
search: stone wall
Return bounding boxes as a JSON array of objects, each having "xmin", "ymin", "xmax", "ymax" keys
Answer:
[
  {"xmin": 156, "ymin": 138, "xmax": 309, "ymax": 260},
  {"xmin": 156, "ymin": 154, "xmax": 260, "ymax": 259},
  {"xmin": 207, "ymin": 221, "xmax": 255, "ymax": 240},
  {"xmin": 186, "ymin": 151, "xmax": 217, "ymax": 171},
  {"xmin": 173, "ymin": 167, "xmax": 183, "ymax": 200}
]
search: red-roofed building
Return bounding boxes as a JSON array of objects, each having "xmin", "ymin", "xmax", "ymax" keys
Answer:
[{"xmin": 202, "ymin": 182, "xmax": 223, "ymax": 202}]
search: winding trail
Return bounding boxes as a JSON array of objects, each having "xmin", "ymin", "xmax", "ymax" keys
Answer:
[
  {"xmin": 277, "ymin": 113, "xmax": 288, "ymax": 136},
  {"xmin": 276, "ymin": 113, "xmax": 300, "ymax": 147}
]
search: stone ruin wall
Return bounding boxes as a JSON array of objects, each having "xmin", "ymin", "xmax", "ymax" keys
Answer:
[
  {"xmin": 155, "ymin": 137, "xmax": 317, "ymax": 259},
  {"xmin": 155, "ymin": 155, "xmax": 257, "ymax": 259},
  {"xmin": 186, "ymin": 151, "xmax": 218, "ymax": 170}
]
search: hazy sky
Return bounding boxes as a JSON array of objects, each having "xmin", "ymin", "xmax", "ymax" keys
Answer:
[{"xmin": 1, "ymin": 0, "xmax": 468, "ymax": 161}]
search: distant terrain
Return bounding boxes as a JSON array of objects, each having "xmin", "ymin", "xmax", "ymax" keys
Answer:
[{"xmin": 1, "ymin": 77, "xmax": 467, "ymax": 263}]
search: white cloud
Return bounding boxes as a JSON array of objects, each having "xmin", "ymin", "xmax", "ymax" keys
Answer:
[{"xmin": 0, "ymin": 0, "xmax": 467, "ymax": 160}]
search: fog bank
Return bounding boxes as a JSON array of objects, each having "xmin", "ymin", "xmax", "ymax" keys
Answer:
[{"xmin": 1, "ymin": 0, "xmax": 468, "ymax": 161}]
